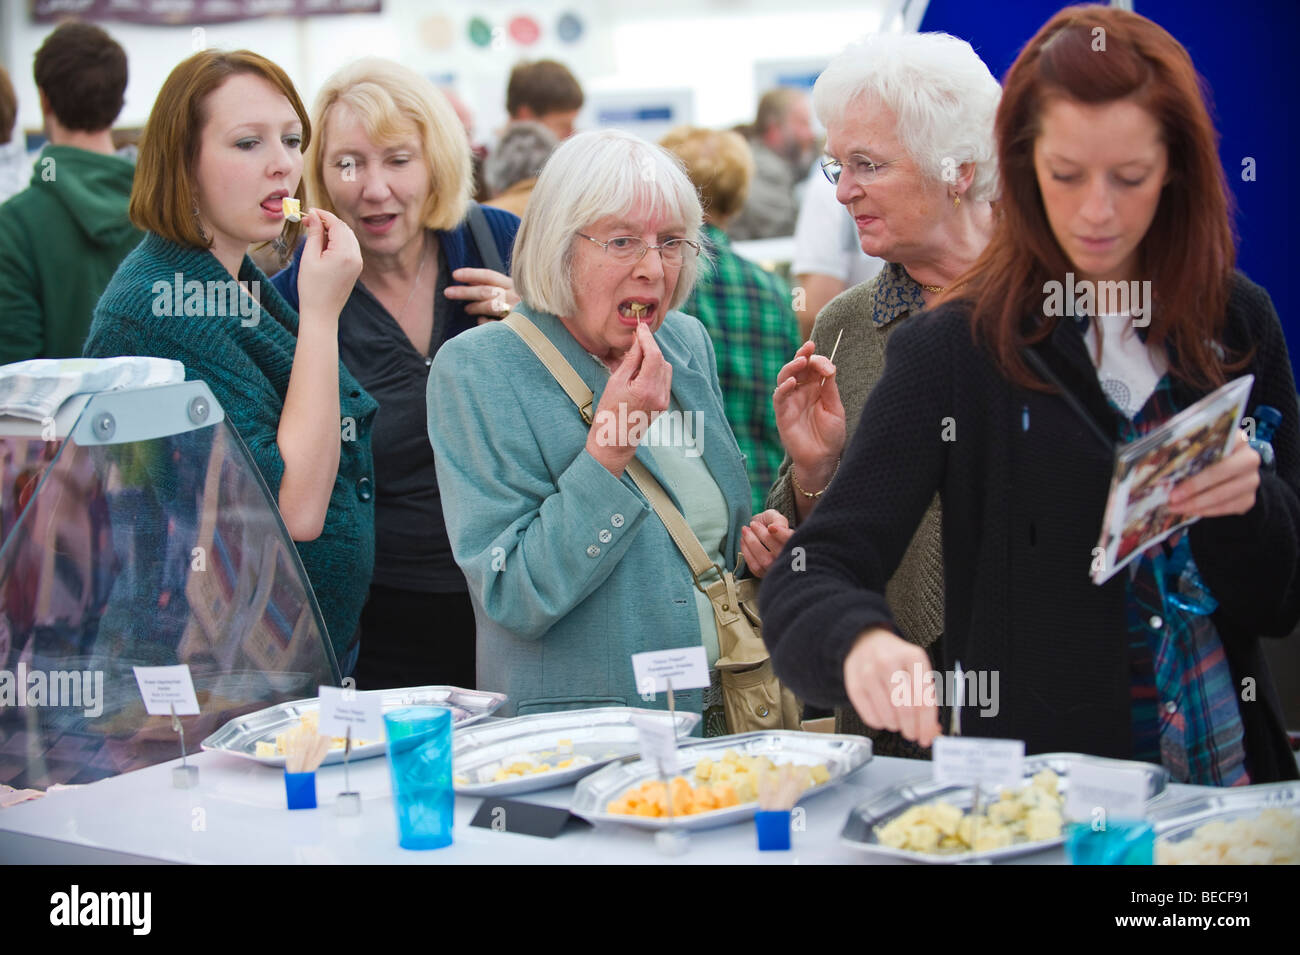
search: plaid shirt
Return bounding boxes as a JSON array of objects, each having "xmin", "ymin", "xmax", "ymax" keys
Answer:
[
  {"xmin": 1114, "ymin": 377, "xmax": 1250, "ymax": 786},
  {"xmin": 683, "ymin": 224, "xmax": 802, "ymax": 514}
]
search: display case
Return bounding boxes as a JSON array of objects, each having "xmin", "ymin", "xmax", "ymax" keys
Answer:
[{"xmin": 0, "ymin": 380, "xmax": 337, "ymax": 790}]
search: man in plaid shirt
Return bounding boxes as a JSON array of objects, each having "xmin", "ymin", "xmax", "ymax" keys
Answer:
[{"xmin": 662, "ymin": 127, "xmax": 803, "ymax": 515}]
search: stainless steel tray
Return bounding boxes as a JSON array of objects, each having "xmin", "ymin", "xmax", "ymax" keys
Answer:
[
  {"xmin": 570, "ymin": 731, "xmax": 873, "ymax": 832},
  {"xmin": 201, "ymin": 685, "xmax": 507, "ymax": 767},
  {"xmin": 454, "ymin": 707, "xmax": 701, "ymax": 797},
  {"xmin": 840, "ymin": 752, "xmax": 1169, "ymax": 864},
  {"xmin": 1150, "ymin": 781, "xmax": 1300, "ymax": 861}
]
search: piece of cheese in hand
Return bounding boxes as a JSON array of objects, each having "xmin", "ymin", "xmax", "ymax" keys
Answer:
[{"xmin": 282, "ymin": 196, "xmax": 302, "ymax": 222}]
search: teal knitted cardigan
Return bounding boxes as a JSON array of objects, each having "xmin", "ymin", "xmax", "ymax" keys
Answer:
[{"xmin": 84, "ymin": 232, "xmax": 377, "ymax": 661}]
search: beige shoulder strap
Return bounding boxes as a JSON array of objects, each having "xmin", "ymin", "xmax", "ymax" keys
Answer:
[{"xmin": 502, "ymin": 311, "xmax": 721, "ymax": 585}]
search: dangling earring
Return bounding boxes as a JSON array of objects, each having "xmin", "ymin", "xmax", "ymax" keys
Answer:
[
  {"xmin": 952, "ymin": 194, "xmax": 961, "ymax": 208},
  {"xmin": 192, "ymin": 203, "xmax": 208, "ymax": 242}
]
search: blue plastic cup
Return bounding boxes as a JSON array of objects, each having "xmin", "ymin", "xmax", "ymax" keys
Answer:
[
  {"xmin": 383, "ymin": 706, "xmax": 454, "ymax": 850},
  {"xmin": 1065, "ymin": 820, "xmax": 1155, "ymax": 865}
]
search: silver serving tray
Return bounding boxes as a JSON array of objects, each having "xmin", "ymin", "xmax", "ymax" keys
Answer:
[
  {"xmin": 840, "ymin": 752, "xmax": 1169, "ymax": 864},
  {"xmin": 201, "ymin": 685, "xmax": 507, "ymax": 767},
  {"xmin": 1150, "ymin": 781, "xmax": 1300, "ymax": 860},
  {"xmin": 454, "ymin": 707, "xmax": 701, "ymax": 797},
  {"xmin": 570, "ymin": 731, "xmax": 873, "ymax": 832}
]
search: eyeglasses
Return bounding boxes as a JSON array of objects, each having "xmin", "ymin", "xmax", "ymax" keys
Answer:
[
  {"xmin": 577, "ymin": 233, "xmax": 701, "ymax": 265},
  {"xmin": 821, "ymin": 154, "xmax": 900, "ymax": 187}
]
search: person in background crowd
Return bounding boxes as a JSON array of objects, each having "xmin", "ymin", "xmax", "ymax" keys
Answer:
[
  {"xmin": 755, "ymin": 31, "xmax": 1001, "ymax": 757},
  {"xmin": 440, "ymin": 86, "xmax": 490, "ymax": 205},
  {"xmin": 728, "ymin": 88, "xmax": 817, "ymax": 241},
  {"xmin": 0, "ymin": 65, "xmax": 26, "ymax": 203},
  {"xmin": 272, "ymin": 58, "xmax": 520, "ymax": 691},
  {"xmin": 483, "ymin": 120, "xmax": 556, "ymax": 220},
  {"xmin": 660, "ymin": 125, "xmax": 801, "ymax": 517},
  {"xmin": 505, "ymin": 59, "xmax": 584, "ymax": 142},
  {"xmin": 0, "ymin": 23, "xmax": 142, "ymax": 365},
  {"xmin": 83, "ymin": 50, "xmax": 373, "ymax": 676},
  {"xmin": 761, "ymin": 5, "xmax": 1300, "ymax": 785},
  {"xmin": 790, "ymin": 162, "xmax": 885, "ymax": 340},
  {"xmin": 428, "ymin": 130, "xmax": 759, "ymax": 731}
]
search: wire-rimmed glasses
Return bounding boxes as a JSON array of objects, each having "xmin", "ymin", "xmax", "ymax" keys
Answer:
[{"xmin": 577, "ymin": 233, "xmax": 701, "ymax": 265}]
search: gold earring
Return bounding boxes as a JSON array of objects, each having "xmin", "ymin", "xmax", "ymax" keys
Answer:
[{"xmin": 953, "ymin": 195, "xmax": 961, "ymax": 208}]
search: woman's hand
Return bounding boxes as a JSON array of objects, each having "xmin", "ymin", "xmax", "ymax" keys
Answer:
[
  {"xmin": 444, "ymin": 267, "xmax": 521, "ymax": 324},
  {"xmin": 773, "ymin": 340, "xmax": 847, "ymax": 490},
  {"xmin": 1168, "ymin": 430, "xmax": 1262, "ymax": 518},
  {"xmin": 296, "ymin": 209, "xmax": 362, "ymax": 322},
  {"xmin": 741, "ymin": 510, "xmax": 794, "ymax": 578},
  {"xmin": 585, "ymin": 323, "xmax": 671, "ymax": 477},
  {"xmin": 843, "ymin": 627, "xmax": 941, "ymax": 747}
]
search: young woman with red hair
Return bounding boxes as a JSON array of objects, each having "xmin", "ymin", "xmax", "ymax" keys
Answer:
[{"xmin": 760, "ymin": 4, "xmax": 1299, "ymax": 783}]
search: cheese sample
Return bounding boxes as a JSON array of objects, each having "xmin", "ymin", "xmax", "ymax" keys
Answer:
[
  {"xmin": 1157, "ymin": 809, "xmax": 1300, "ymax": 865},
  {"xmin": 875, "ymin": 770, "xmax": 1065, "ymax": 855},
  {"xmin": 282, "ymin": 196, "xmax": 302, "ymax": 222},
  {"xmin": 606, "ymin": 750, "xmax": 830, "ymax": 817}
]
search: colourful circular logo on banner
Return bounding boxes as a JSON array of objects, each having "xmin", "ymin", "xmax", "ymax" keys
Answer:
[
  {"xmin": 468, "ymin": 17, "xmax": 494, "ymax": 48},
  {"xmin": 509, "ymin": 16, "xmax": 541, "ymax": 45},
  {"xmin": 420, "ymin": 15, "xmax": 455, "ymax": 52},
  {"xmin": 557, "ymin": 12, "xmax": 584, "ymax": 44}
]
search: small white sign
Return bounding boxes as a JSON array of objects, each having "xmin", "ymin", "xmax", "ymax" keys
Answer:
[
  {"xmin": 1064, "ymin": 761, "xmax": 1150, "ymax": 822},
  {"xmin": 317, "ymin": 685, "xmax": 385, "ymax": 741},
  {"xmin": 631, "ymin": 646, "xmax": 710, "ymax": 695},
  {"xmin": 932, "ymin": 736, "xmax": 1025, "ymax": 790},
  {"xmin": 631, "ymin": 713, "xmax": 679, "ymax": 777},
  {"xmin": 132, "ymin": 664, "xmax": 200, "ymax": 716}
]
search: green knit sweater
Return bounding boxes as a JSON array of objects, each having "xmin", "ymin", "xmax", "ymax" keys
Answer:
[
  {"xmin": 0, "ymin": 145, "xmax": 143, "ymax": 364},
  {"xmin": 83, "ymin": 232, "xmax": 377, "ymax": 661}
]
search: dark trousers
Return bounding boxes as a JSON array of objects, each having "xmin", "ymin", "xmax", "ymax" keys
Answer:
[{"xmin": 354, "ymin": 584, "xmax": 477, "ymax": 691}]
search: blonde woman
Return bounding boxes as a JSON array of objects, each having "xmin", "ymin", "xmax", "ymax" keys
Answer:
[{"xmin": 271, "ymin": 58, "xmax": 520, "ymax": 690}]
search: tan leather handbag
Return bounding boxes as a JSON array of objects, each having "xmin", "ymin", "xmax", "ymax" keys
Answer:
[{"xmin": 503, "ymin": 313, "xmax": 801, "ymax": 733}]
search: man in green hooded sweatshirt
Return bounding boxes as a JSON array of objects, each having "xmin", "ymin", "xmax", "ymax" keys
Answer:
[{"xmin": 0, "ymin": 22, "xmax": 142, "ymax": 365}]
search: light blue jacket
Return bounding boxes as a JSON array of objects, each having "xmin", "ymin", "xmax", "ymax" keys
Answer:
[{"xmin": 427, "ymin": 305, "xmax": 752, "ymax": 718}]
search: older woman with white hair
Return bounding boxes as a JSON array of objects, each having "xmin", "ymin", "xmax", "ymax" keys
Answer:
[
  {"xmin": 748, "ymin": 31, "xmax": 1001, "ymax": 755},
  {"xmin": 270, "ymin": 58, "xmax": 521, "ymax": 691},
  {"xmin": 427, "ymin": 129, "xmax": 755, "ymax": 729},
  {"xmin": 483, "ymin": 120, "xmax": 557, "ymax": 219}
]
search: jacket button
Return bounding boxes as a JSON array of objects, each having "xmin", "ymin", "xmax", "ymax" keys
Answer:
[
  {"xmin": 356, "ymin": 477, "xmax": 373, "ymax": 502},
  {"xmin": 1164, "ymin": 700, "xmax": 1178, "ymax": 715},
  {"xmin": 1149, "ymin": 615, "xmax": 1163, "ymax": 629},
  {"xmin": 425, "ymin": 357, "xmax": 432, "ymax": 367},
  {"xmin": 757, "ymin": 705, "xmax": 769, "ymax": 718},
  {"xmin": 586, "ymin": 544, "xmax": 600, "ymax": 558},
  {"xmin": 598, "ymin": 529, "xmax": 612, "ymax": 543},
  {"xmin": 611, "ymin": 513, "xmax": 625, "ymax": 528}
]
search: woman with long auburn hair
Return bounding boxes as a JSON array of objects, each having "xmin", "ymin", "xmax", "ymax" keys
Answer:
[{"xmin": 760, "ymin": 4, "xmax": 1300, "ymax": 784}]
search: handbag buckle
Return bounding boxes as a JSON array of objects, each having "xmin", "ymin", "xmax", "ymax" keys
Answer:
[{"xmin": 692, "ymin": 563, "xmax": 726, "ymax": 596}]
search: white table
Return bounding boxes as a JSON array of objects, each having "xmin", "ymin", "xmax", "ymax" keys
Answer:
[{"xmin": 0, "ymin": 750, "xmax": 1207, "ymax": 865}]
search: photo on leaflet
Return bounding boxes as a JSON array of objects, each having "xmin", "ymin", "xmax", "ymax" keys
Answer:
[{"xmin": 1093, "ymin": 374, "xmax": 1254, "ymax": 584}]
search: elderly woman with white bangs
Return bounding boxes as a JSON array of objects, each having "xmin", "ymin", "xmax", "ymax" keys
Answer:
[
  {"xmin": 427, "ymin": 129, "xmax": 755, "ymax": 730},
  {"xmin": 750, "ymin": 32, "xmax": 1001, "ymax": 756}
]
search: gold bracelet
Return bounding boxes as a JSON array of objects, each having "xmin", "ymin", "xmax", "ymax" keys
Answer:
[{"xmin": 791, "ymin": 458, "xmax": 840, "ymax": 498}]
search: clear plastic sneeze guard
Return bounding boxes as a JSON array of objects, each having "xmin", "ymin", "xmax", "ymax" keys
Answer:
[{"xmin": 0, "ymin": 379, "xmax": 338, "ymax": 791}]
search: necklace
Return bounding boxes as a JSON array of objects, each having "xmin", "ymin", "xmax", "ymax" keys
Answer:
[
  {"xmin": 392, "ymin": 235, "xmax": 431, "ymax": 322},
  {"xmin": 920, "ymin": 284, "xmax": 946, "ymax": 293}
]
